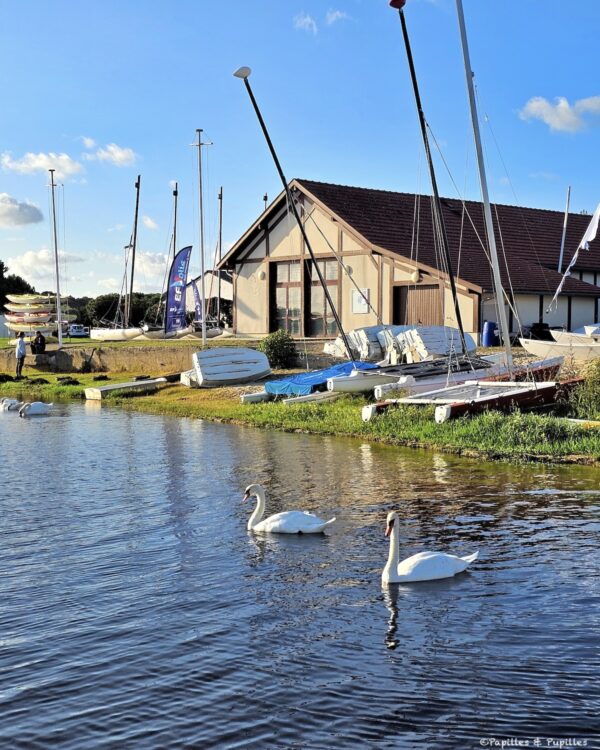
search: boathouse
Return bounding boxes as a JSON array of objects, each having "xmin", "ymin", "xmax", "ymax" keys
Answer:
[{"xmin": 218, "ymin": 179, "xmax": 600, "ymax": 339}]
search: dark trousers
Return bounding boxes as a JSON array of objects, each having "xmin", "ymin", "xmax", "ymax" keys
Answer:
[{"xmin": 16, "ymin": 356, "xmax": 25, "ymax": 378}]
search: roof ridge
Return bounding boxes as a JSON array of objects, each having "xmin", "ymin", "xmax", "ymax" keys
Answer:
[{"xmin": 295, "ymin": 177, "xmax": 581, "ymax": 217}]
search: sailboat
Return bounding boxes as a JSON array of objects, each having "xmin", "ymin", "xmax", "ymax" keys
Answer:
[
  {"xmin": 90, "ymin": 176, "xmax": 144, "ymax": 341},
  {"xmin": 367, "ymin": 0, "xmax": 568, "ymax": 421},
  {"xmin": 520, "ymin": 202, "xmax": 600, "ymax": 361}
]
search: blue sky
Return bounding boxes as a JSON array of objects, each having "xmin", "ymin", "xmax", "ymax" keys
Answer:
[{"xmin": 1, "ymin": 0, "xmax": 600, "ymax": 297}]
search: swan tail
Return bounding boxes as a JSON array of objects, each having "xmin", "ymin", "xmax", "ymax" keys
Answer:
[
  {"xmin": 321, "ymin": 517, "xmax": 336, "ymax": 529},
  {"xmin": 461, "ymin": 551, "xmax": 479, "ymax": 564}
]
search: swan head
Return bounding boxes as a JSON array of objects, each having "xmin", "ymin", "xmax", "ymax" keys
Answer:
[
  {"xmin": 243, "ymin": 483, "xmax": 263, "ymax": 502},
  {"xmin": 385, "ymin": 510, "xmax": 399, "ymax": 537}
]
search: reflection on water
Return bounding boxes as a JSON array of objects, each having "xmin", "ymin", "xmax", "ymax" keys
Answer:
[{"xmin": 0, "ymin": 405, "xmax": 599, "ymax": 749}]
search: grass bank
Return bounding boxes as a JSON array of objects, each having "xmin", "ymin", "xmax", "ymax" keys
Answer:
[{"xmin": 2, "ymin": 372, "xmax": 600, "ymax": 465}]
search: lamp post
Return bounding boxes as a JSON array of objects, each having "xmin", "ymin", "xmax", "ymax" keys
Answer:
[
  {"xmin": 233, "ymin": 66, "xmax": 355, "ymax": 361},
  {"xmin": 49, "ymin": 169, "xmax": 63, "ymax": 349}
]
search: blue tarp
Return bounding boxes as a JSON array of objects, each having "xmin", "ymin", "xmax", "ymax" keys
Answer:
[{"xmin": 265, "ymin": 361, "xmax": 377, "ymax": 397}]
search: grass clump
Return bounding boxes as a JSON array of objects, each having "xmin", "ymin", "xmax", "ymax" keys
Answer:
[
  {"xmin": 257, "ymin": 330, "xmax": 297, "ymax": 369},
  {"xmin": 568, "ymin": 360, "xmax": 600, "ymax": 420}
]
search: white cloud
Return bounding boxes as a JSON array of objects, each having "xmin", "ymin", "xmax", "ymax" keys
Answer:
[
  {"xmin": 6, "ymin": 247, "xmax": 85, "ymax": 284},
  {"xmin": 519, "ymin": 95, "xmax": 600, "ymax": 132},
  {"xmin": 0, "ymin": 193, "xmax": 44, "ymax": 227},
  {"xmin": 294, "ymin": 12, "xmax": 318, "ymax": 35},
  {"xmin": 81, "ymin": 136, "xmax": 96, "ymax": 149},
  {"xmin": 107, "ymin": 223, "xmax": 126, "ymax": 233},
  {"xmin": 326, "ymin": 9, "xmax": 349, "ymax": 25},
  {"xmin": 83, "ymin": 142, "xmax": 137, "ymax": 166},
  {"xmin": 1, "ymin": 151, "xmax": 83, "ymax": 180},
  {"xmin": 142, "ymin": 215, "xmax": 158, "ymax": 230},
  {"xmin": 135, "ymin": 251, "xmax": 168, "ymax": 281},
  {"xmin": 169, "ymin": 180, "xmax": 177, "ymax": 189}
]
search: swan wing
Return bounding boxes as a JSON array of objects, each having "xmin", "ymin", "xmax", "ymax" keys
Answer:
[
  {"xmin": 255, "ymin": 510, "xmax": 335, "ymax": 534},
  {"xmin": 395, "ymin": 550, "xmax": 477, "ymax": 582}
]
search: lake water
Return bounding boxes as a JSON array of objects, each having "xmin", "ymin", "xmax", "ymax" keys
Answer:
[{"xmin": 0, "ymin": 404, "xmax": 599, "ymax": 749}]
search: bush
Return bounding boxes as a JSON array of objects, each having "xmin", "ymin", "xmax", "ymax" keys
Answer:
[{"xmin": 257, "ymin": 330, "xmax": 297, "ymax": 369}]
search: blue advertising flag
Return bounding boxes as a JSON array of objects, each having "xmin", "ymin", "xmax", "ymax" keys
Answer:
[
  {"xmin": 191, "ymin": 278, "xmax": 203, "ymax": 322},
  {"xmin": 165, "ymin": 246, "xmax": 192, "ymax": 333}
]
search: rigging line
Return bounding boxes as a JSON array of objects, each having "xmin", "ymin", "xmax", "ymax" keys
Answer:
[
  {"xmin": 492, "ymin": 203, "xmax": 522, "ymax": 333},
  {"xmin": 477, "ymin": 91, "xmax": 554, "ymax": 297},
  {"xmin": 294, "ymin": 196, "xmax": 382, "ymax": 323}
]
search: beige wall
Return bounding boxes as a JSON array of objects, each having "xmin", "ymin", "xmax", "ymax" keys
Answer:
[
  {"xmin": 542, "ymin": 296, "xmax": 568, "ymax": 328},
  {"xmin": 304, "ymin": 205, "xmax": 338, "ymax": 255},
  {"xmin": 269, "ymin": 209, "xmax": 302, "ymax": 259},
  {"xmin": 340, "ymin": 253, "xmax": 380, "ymax": 329},
  {"xmin": 581, "ymin": 271, "xmax": 597, "ymax": 286},
  {"xmin": 234, "ymin": 261, "xmax": 267, "ymax": 335},
  {"xmin": 513, "ymin": 294, "xmax": 539, "ymax": 329},
  {"xmin": 442, "ymin": 286, "xmax": 478, "ymax": 337}
]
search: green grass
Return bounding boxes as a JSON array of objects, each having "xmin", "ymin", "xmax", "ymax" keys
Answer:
[{"xmin": 3, "ymin": 367, "xmax": 600, "ymax": 465}]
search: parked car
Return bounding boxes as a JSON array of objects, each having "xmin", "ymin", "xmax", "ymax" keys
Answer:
[{"xmin": 67, "ymin": 324, "xmax": 90, "ymax": 338}]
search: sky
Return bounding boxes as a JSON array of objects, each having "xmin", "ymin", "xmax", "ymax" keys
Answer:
[{"xmin": 1, "ymin": 0, "xmax": 600, "ymax": 298}]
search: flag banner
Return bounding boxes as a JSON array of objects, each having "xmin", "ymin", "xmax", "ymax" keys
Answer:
[
  {"xmin": 191, "ymin": 279, "xmax": 203, "ymax": 322},
  {"xmin": 547, "ymin": 202, "xmax": 600, "ymax": 311},
  {"xmin": 166, "ymin": 246, "xmax": 192, "ymax": 333}
]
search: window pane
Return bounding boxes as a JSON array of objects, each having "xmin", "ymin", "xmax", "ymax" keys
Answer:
[
  {"xmin": 310, "ymin": 286, "xmax": 324, "ymax": 315},
  {"xmin": 326, "ymin": 318, "xmax": 338, "ymax": 336},
  {"xmin": 275, "ymin": 287, "xmax": 286, "ymax": 314},
  {"xmin": 310, "ymin": 261, "xmax": 323, "ymax": 281},
  {"xmin": 288, "ymin": 287, "xmax": 301, "ymax": 316},
  {"xmin": 289, "ymin": 318, "xmax": 301, "ymax": 335},
  {"xmin": 325, "ymin": 262, "xmax": 338, "ymax": 280},
  {"xmin": 276, "ymin": 264, "xmax": 288, "ymax": 283},
  {"xmin": 288, "ymin": 262, "xmax": 301, "ymax": 282},
  {"xmin": 310, "ymin": 316, "xmax": 324, "ymax": 336}
]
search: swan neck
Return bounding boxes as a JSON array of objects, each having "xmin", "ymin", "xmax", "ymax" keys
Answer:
[
  {"xmin": 248, "ymin": 487, "xmax": 265, "ymax": 529},
  {"xmin": 384, "ymin": 523, "xmax": 400, "ymax": 578}
]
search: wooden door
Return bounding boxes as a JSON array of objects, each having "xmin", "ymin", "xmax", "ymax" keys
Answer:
[{"xmin": 393, "ymin": 285, "xmax": 443, "ymax": 326}]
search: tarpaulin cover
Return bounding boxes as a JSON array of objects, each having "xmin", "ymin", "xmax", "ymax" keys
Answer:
[{"xmin": 264, "ymin": 361, "xmax": 377, "ymax": 397}]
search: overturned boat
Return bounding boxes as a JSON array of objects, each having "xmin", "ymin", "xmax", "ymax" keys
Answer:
[{"xmin": 192, "ymin": 347, "xmax": 271, "ymax": 387}]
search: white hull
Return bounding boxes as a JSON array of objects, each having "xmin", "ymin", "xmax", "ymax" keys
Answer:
[
  {"xmin": 5, "ymin": 322, "xmax": 55, "ymax": 334},
  {"xmin": 520, "ymin": 337, "xmax": 600, "ymax": 362},
  {"xmin": 5, "ymin": 302, "xmax": 55, "ymax": 313},
  {"xmin": 6, "ymin": 294, "xmax": 65, "ymax": 304},
  {"xmin": 90, "ymin": 327, "xmax": 143, "ymax": 341},
  {"xmin": 550, "ymin": 329, "xmax": 600, "ymax": 345},
  {"xmin": 192, "ymin": 347, "xmax": 271, "ymax": 387}
]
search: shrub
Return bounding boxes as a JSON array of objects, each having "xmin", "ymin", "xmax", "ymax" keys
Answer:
[{"xmin": 257, "ymin": 330, "xmax": 297, "ymax": 369}]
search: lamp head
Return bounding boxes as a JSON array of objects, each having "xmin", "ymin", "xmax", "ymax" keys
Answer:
[
  {"xmin": 389, "ymin": 0, "xmax": 406, "ymax": 8},
  {"xmin": 233, "ymin": 66, "xmax": 252, "ymax": 80}
]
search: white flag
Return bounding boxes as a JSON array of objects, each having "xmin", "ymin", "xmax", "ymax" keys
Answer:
[{"xmin": 547, "ymin": 201, "xmax": 600, "ymax": 311}]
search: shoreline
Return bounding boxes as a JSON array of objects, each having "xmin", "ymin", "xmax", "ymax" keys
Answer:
[{"xmin": 2, "ymin": 372, "xmax": 599, "ymax": 466}]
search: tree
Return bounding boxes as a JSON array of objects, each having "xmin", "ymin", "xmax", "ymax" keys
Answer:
[{"xmin": 0, "ymin": 259, "xmax": 36, "ymax": 307}]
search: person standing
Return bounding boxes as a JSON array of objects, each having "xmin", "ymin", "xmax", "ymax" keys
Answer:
[{"xmin": 15, "ymin": 332, "xmax": 27, "ymax": 379}]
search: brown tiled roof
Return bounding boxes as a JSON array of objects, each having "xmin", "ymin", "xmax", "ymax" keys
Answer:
[{"xmin": 297, "ymin": 179, "xmax": 600, "ymax": 297}]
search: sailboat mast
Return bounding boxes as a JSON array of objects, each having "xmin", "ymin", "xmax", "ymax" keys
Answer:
[
  {"xmin": 217, "ymin": 186, "xmax": 223, "ymax": 326},
  {"xmin": 557, "ymin": 186, "xmax": 571, "ymax": 273},
  {"xmin": 127, "ymin": 175, "xmax": 141, "ymax": 328},
  {"xmin": 233, "ymin": 67, "xmax": 356, "ymax": 362},
  {"xmin": 173, "ymin": 181, "xmax": 178, "ymax": 262},
  {"xmin": 196, "ymin": 129, "xmax": 207, "ymax": 345},
  {"xmin": 392, "ymin": 4, "xmax": 468, "ymax": 356},
  {"xmin": 49, "ymin": 169, "xmax": 63, "ymax": 349},
  {"xmin": 455, "ymin": 0, "xmax": 513, "ymax": 371}
]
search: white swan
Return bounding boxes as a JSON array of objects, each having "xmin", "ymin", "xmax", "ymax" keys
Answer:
[
  {"xmin": 382, "ymin": 510, "xmax": 478, "ymax": 584},
  {"xmin": 19, "ymin": 401, "xmax": 53, "ymax": 418},
  {"xmin": 243, "ymin": 484, "xmax": 336, "ymax": 534},
  {"xmin": 1, "ymin": 398, "xmax": 24, "ymax": 412}
]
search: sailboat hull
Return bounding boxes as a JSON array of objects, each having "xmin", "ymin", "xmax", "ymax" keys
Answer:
[
  {"xmin": 520, "ymin": 337, "xmax": 600, "ymax": 362},
  {"xmin": 90, "ymin": 328, "xmax": 143, "ymax": 341}
]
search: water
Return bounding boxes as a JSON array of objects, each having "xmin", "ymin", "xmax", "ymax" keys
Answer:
[{"xmin": 0, "ymin": 404, "xmax": 599, "ymax": 749}]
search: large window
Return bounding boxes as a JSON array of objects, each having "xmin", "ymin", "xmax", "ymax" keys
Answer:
[
  {"xmin": 307, "ymin": 259, "xmax": 338, "ymax": 337},
  {"xmin": 272, "ymin": 262, "xmax": 301, "ymax": 335}
]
